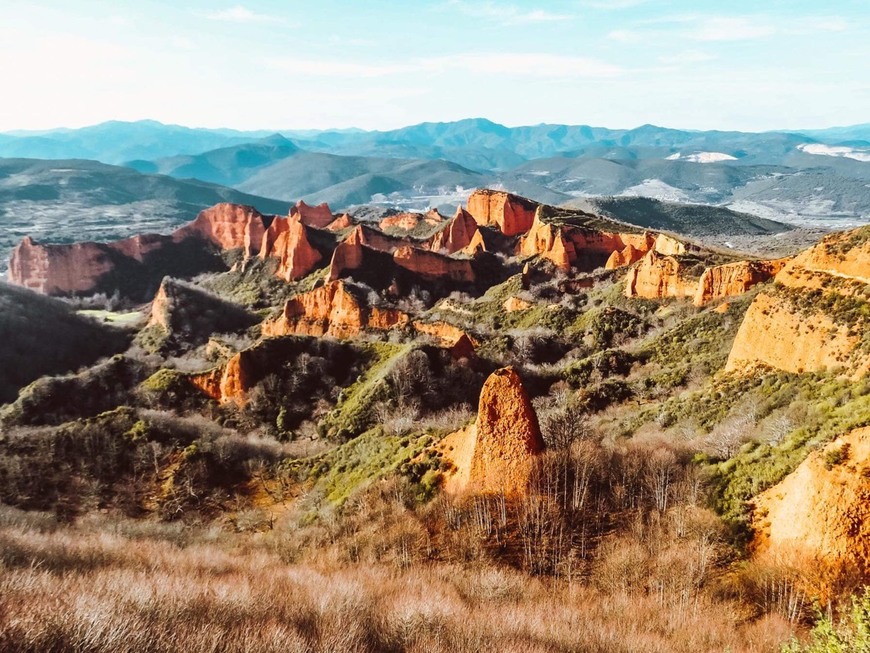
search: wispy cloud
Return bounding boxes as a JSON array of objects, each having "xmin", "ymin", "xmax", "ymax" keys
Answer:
[
  {"xmin": 657, "ymin": 50, "xmax": 715, "ymax": 65},
  {"xmin": 582, "ymin": 0, "xmax": 649, "ymax": 9},
  {"xmin": 446, "ymin": 1, "xmax": 573, "ymax": 26},
  {"xmin": 687, "ymin": 16, "xmax": 775, "ymax": 42},
  {"xmin": 267, "ymin": 52, "xmax": 622, "ymax": 79},
  {"xmin": 206, "ymin": 6, "xmax": 280, "ymax": 23}
]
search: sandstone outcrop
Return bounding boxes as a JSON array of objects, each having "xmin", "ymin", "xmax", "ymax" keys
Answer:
[
  {"xmin": 518, "ymin": 214, "xmax": 573, "ymax": 270},
  {"xmin": 466, "ymin": 189, "xmax": 538, "ymax": 236},
  {"xmin": 263, "ymin": 280, "xmax": 409, "ymax": 339},
  {"xmin": 503, "ymin": 296, "xmax": 532, "ymax": 312},
  {"xmin": 8, "ymin": 202, "xmax": 270, "ymax": 297},
  {"xmin": 468, "ymin": 367, "xmax": 545, "ymax": 495},
  {"xmin": 290, "ymin": 200, "xmax": 333, "ymax": 229},
  {"xmin": 752, "ymin": 426, "xmax": 870, "ymax": 593},
  {"xmin": 379, "ymin": 210, "xmax": 442, "ymax": 234},
  {"xmin": 726, "ymin": 228, "xmax": 870, "ymax": 376},
  {"xmin": 693, "ymin": 259, "xmax": 788, "ymax": 306},
  {"xmin": 411, "ymin": 320, "xmax": 474, "ymax": 348},
  {"xmin": 428, "ymin": 207, "xmax": 479, "ymax": 254},
  {"xmin": 325, "ymin": 213, "xmax": 353, "ymax": 232},
  {"xmin": 258, "ymin": 217, "xmax": 322, "ymax": 281},
  {"xmin": 190, "ymin": 351, "xmax": 251, "ymax": 405},
  {"xmin": 624, "ymin": 249, "xmax": 698, "ymax": 299},
  {"xmin": 174, "ymin": 203, "xmax": 271, "ymax": 256},
  {"xmin": 393, "ymin": 246, "xmax": 475, "ymax": 283},
  {"xmin": 605, "ymin": 244, "xmax": 645, "ymax": 270}
]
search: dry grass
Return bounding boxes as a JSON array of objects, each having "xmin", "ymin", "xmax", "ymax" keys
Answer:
[{"xmin": 0, "ymin": 509, "xmax": 795, "ymax": 653}]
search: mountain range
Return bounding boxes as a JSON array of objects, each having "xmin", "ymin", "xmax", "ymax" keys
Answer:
[{"xmin": 0, "ymin": 118, "xmax": 868, "ymax": 270}]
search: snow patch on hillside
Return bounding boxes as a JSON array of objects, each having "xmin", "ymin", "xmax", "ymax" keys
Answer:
[
  {"xmin": 619, "ymin": 179, "xmax": 690, "ymax": 202},
  {"xmin": 797, "ymin": 143, "xmax": 870, "ymax": 163},
  {"xmin": 666, "ymin": 151, "xmax": 737, "ymax": 163}
]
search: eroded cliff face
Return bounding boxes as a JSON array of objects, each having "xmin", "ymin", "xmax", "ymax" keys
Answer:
[
  {"xmin": 518, "ymin": 215, "xmax": 574, "ymax": 270},
  {"xmin": 466, "ymin": 189, "xmax": 538, "ymax": 236},
  {"xmin": 263, "ymin": 280, "xmax": 409, "ymax": 339},
  {"xmin": 258, "ymin": 217, "xmax": 322, "ymax": 281},
  {"xmin": 393, "ymin": 246, "xmax": 475, "ymax": 283},
  {"xmin": 726, "ymin": 228, "xmax": 870, "ymax": 376},
  {"xmin": 290, "ymin": 200, "xmax": 333, "ymax": 229},
  {"xmin": 9, "ymin": 237, "xmax": 121, "ymax": 295},
  {"xmin": 174, "ymin": 203, "xmax": 271, "ymax": 256},
  {"xmin": 694, "ymin": 259, "xmax": 789, "ymax": 306},
  {"xmin": 8, "ymin": 203, "xmax": 269, "ymax": 296},
  {"xmin": 380, "ymin": 210, "xmax": 442, "ymax": 234},
  {"xmin": 428, "ymin": 207, "xmax": 479, "ymax": 254},
  {"xmin": 752, "ymin": 427, "xmax": 870, "ymax": 594},
  {"xmin": 467, "ymin": 367, "xmax": 545, "ymax": 495},
  {"xmin": 189, "ymin": 351, "xmax": 252, "ymax": 405},
  {"xmin": 624, "ymin": 250, "xmax": 698, "ymax": 299},
  {"xmin": 325, "ymin": 213, "xmax": 353, "ymax": 232}
]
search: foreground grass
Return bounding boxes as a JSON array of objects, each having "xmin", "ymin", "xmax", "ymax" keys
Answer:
[{"xmin": 0, "ymin": 513, "xmax": 795, "ymax": 653}]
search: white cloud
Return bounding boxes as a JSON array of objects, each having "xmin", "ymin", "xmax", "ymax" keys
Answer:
[
  {"xmin": 266, "ymin": 58, "xmax": 418, "ymax": 78},
  {"xmin": 657, "ymin": 50, "xmax": 715, "ymax": 65},
  {"xmin": 206, "ymin": 6, "xmax": 278, "ymax": 23},
  {"xmin": 441, "ymin": 53, "xmax": 622, "ymax": 77},
  {"xmin": 687, "ymin": 17, "xmax": 775, "ymax": 41},
  {"xmin": 582, "ymin": 0, "xmax": 649, "ymax": 9},
  {"xmin": 446, "ymin": 1, "xmax": 573, "ymax": 26},
  {"xmin": 267, "ymin": 52, "xmax": 622, "ymax": 79},
  {"xmin": 607, "ymin": 29, "xmax": 640, "ymax": 42}
]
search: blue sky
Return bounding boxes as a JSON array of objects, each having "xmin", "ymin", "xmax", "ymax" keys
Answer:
[{"xmin": 0, "ymin": 0, "xmax": 867, "ymax": 132}]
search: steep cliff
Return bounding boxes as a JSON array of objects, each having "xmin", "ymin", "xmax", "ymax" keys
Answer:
[
  {"xmin": 428, "ymin": 207, "xmax": 479, "ymax": 254},
  {"xmin": 624, "ymin": 249, "xmax": 699, "ymax": 300},
  {"xmin": 258, "ymin": 217, "xmax": 323, "ymax": 281},
  {"xmin": 466, "ymin": 189, "xmax": 538, "ymax": 236},
  {"xmin": 752, "ymin": 427, "xmax": 870, "ymax": 593},
  {"xmin": 325, "ymin": 213, "xmax": 353, "ymax": 232},
  {"xmin": 263, "ymin": 280, "xmax": 409, "ymax": 339},
  {"xmin": 174, "ymin": 203, "xmax": 271, "ymax": 256},
  {"xmin": 467, "ymin": 367, "xmax": 545, "ymax": 495},
  {"xmin": 393, "ymin": 246, "xmax": 475, "ymax": 283},
  {"xmin": 693, "ymin": 259, "xmax": 788, "ymax": 306},
  {"xmin": 727, "ymin": 228, "xmax": 870, "ymax": 376},
  {"xmin": 7, "ymin": 202, "xmax": 268, "ymax": 297},
  {"xmin": 290, "ymin": 200, "xmax": 333, "ymax": 229}
]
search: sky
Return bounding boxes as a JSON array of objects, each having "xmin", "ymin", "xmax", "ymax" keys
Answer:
[{"xmin": 0, "ymin": 0, "xmax": 868, "ymax": 133}]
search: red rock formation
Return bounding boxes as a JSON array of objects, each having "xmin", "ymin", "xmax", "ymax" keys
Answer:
[
  {"xmin": 605, "ymin": 244, "xmax": 645, "ymax": 270},
  {"xmin": 326, "ymin": 227, "xmax": 367, "ymax": 281},
  {"xmin": 428, "ymin": 207, "xmax": 479, "ymax": 254},
  {"xmin": 518, "ymin": 214, "xmax": 573, "ymax": 270},
  {"xmin": 7, "ymin": 234, "xmax": 171, "ymax": 295},
  {"xmin": 379, "ymin": 211, "xmax": 441, "ymax": 233},
  {"xmin": 727, "ymin": 228, "xmax": 870, "ymax": 377},
  {"xmin": 325, "ymin": 213, "xmax": 353, "ymax": 232},
  {"xmin": 468, "ymin": 367, "xmax": 544, "ymax": 495},
  {"xmin": 8, "ymin": 203, "xmax": 272, "ymax": 296},
  {"xmin": 411, "ymin": 320, "xmax": 475, "ymax": 348},
  {"xmin": 624, "ymin": 249, "xmax": 697, "ymax": 299},
  {"xmin": 503, "ymin": 296, "xmax": 532, "ymax": 312},
  {"xmin": 693, "ymin": 259, "xmax": 788, "ymax": 306},
  {"xmin": 466, "ymin": 189, "xmax": 538, "ymax": 236},
  {"xmin": 174, "ymin": 203, "xmax": 270, "ymax": 256},
  {"xmin": 263, "ymin": 280, "xmax": 409, "ymax": 339},
  {"xmin": 393, "ymin": 246, "xmax": 475, "ymax": 283},
  {"xmin": 462, "ymin": 229, "xmax": 487, "ymax": 256},
  {"xmin": 189, "ymin": 351, "xmax": 252, "ymax": 405},
  {"xmin": 290, "ymin": 200, "xmax": 333, "ymax": 229},
  {"xmin": 258, "ymin": 217, "xmax": 322, "ymax": 281},
  {"xmin": 752, "ymin": 426, "xmax": 870, "ymax": 596}
]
